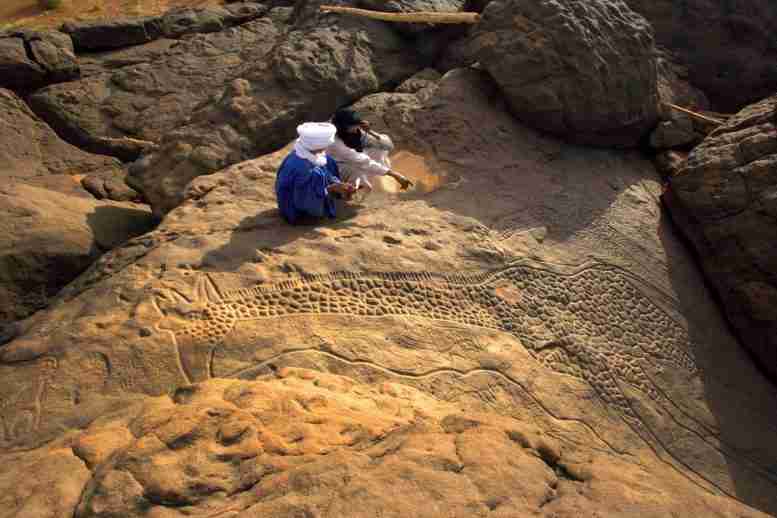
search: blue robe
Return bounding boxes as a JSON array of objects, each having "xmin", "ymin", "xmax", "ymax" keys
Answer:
[{"xmin": 275, "ymin": 152, "xmax": 342, "ymax": 224}]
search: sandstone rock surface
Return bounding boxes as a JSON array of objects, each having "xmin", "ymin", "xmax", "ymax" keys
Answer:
[
  {"xmin": 2, "ymin": 371, "xmax": 771, "ymax": 518},
  {"xmin": 2, "ymin": 69, "xmax": 776, "ymax": 516},
  {"xmin": 471, "ymin": 0, "xmax": 659, "ymax": 147},
  {"xmin": 664, "ymin": 94, "xmax": 777, "ymax": 380},
  {"xmin": 0, "ymin": 182, "xmax": 154, "ymax": 325}
]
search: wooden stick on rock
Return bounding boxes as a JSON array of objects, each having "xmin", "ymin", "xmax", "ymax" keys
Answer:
[{"xmin": 319, "ymin": 5, "xmax": 481, "ymax": 24}]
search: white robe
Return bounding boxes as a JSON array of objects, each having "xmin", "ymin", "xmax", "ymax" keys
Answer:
[{"xmin": 327, "ymin": 132, "xmax": 394, "ymax": 191}]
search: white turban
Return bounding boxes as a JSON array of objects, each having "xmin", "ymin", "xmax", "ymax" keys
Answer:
[
  {"xmin": 294, "ymin": 122, "xmax": 336, "ymax": 166},
  {"xmin": 297, "ymin": 122, "xmax": 337, "ymax": 151}
]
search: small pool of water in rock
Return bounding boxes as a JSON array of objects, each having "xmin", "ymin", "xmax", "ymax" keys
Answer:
[{"xmin": 371, "ymin": 151, "xmax": 452, "ymax": 196}]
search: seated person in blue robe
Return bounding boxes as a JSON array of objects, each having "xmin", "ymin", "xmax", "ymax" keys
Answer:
[{"xmin": 275, "ymin": 122, "xmax": 355, "ymax": 224}]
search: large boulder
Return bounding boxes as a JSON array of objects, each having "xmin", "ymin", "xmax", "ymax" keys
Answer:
[
  {"xmin": 471, "ymin": 0, "xmax": 659, "ymax": 148},
  {"xmin": 623, "ymin": 0, "xmax": 777, "ymax": 111},
  {"xmin": 126, "ymin": 1, "xmax": 423, "ymax": 216},
  {"xmin": 2, "ymin": 69, "xmax": 776, "ymax": 515},
  {"xmin": 663, "ymin": 94, "xmax": 777, "ymax": 380},
  {"xmin": 0, "ymin": 31, "xmax": 79, "ymax": 92}
]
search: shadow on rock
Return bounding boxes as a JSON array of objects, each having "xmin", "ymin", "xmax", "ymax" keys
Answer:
[
  {"xmin": 199, "ymin": 204, "xmax": 360, "ymax": 273},
  {"xmin": 84, "ymin": 205, "xmax": 156, "ymax": 251},
  {"xmin": 658, "ymin": 208, "xmax": 777, "ymax": 515}
]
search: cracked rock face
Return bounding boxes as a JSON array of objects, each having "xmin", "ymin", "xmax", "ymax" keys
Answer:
[
  {"xmin": 472, "ymin": 0, "xmax": 659, "ymax": 148},
  {"xmin": 664, "ymin": 94, "xmax": 777, "ymax": 380},
  {"xmin": 1, "ymin": 69, "xmax": 776, "ymax": 516}
]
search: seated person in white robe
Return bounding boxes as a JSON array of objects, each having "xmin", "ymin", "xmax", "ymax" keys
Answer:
[{"xmin": 328, "ymin": 109, "xmax": 413, "ymax": 196}]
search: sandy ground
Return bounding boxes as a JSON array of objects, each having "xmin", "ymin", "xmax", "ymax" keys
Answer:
[{"xmin": 0, "ymin": 0, "xmax": 221, "ymax": 29}]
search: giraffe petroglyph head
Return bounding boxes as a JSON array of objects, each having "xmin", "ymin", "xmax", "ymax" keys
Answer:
[{"xmin": 134, "ymin": 273, "xmax": 224, "ymax": 334}]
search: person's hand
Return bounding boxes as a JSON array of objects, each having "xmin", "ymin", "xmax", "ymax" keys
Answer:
[
  {"xmin": 395, "ymin": 174, "xmax": 413, "ymax": 191},
  {"xmin": 329, "ymin": 182, "xmax": 356, "ymax": 195},
  {"xmin": 359, "ymin": 120, "xmax": 371, "ymax": 131}
]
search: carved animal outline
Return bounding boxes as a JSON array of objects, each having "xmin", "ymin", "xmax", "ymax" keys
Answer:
[{"xmin": 146, "ymin": 261, "xmax": 777, "ymax": 499}]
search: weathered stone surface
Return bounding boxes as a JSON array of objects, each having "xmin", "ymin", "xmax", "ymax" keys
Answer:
[
  {"xmin": 623, "ymin": 0, "xmax": 777, "ymax": 111},
  {"xmin": 654, "ymin": 150, "xmax": 688, "ymax": 178},
  {"xmin": 656, "ymin": 50, "xmax": 710, "ymax": 113},
  {"xmin": 1, "ymin": 372, "xmax": 769, "ymax": 518},
  {"xmin": 61, "ymin": 2, "xmax": 269, "ymax": 52},
  {"xmin": 30, "ymin": 14, "xmax": 283, "ymax": 161},
  {"xmin": 650, "ymin": 116, "xmax": 696, "ymax": 149},
  {"xmin": 0, "ymin": 88, "xmax": 119, "ymax": 180},
  {"xmin": 664, "ymin": 94, "xmax": 777, "ymax": 380},
  {"xmin": 395, "ymin": 67, "xmax": 442, "ymax": 95},
  {"xmin": 61, "ymin": 18, "xmax": 157, "ymax": 51},
  {"xmin": 2, "ymin": 69, "xmax": 776, "ymax": 516},
  {"xmin": 649, "ymin": 51, "xmax": 710, "ymax": 149},
  {"xmin": 0, "ymin": 37, "xmax": 45, "ymax": 91},
  {"xmin": 0, "ymin": 30, "xmax": 79, "ymax": 92},
  {"xmin": 22, "ymin": 30, "xmax": 79, "ymax": 82},
  {"xmin": 82, "ymin": 169, "xmax": 143, "ymax": 202},
  {"xmin": 471, "ymin": 0, "xmax": 659, "ymax": 148},
  {"xmin": 126, "ymin": 1, "xmax": 423, "ymax": 216}
]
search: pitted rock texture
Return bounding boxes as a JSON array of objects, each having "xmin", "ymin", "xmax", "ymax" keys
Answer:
[
  {"xmin": 126, "ymin": 0, "xmax": 423, "ymax": 216},
  {"xmin": 472, "ymin": 0, "xmax": 659, "ymax": 148},
  {"xmin": 664, "ymin": 94, "xmax": 777, "ymax": 380},
  {"xmin": 2, "ymin": 69, "xmax": 777, "ymax": 515},
  {"xmin": 623, "ymin": 0, "xmax": 777, "ymax": 111},
  {"xmin": 2, "ymin": 373, "xmax": 768, "ymax": 518}
]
